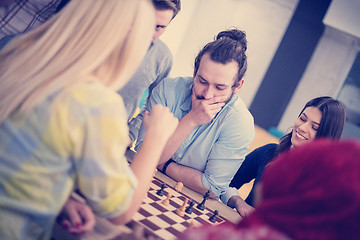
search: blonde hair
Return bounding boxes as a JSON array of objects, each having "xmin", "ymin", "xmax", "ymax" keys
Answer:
[{"xmin": 0, "ymin": 0, "xmax": 155, "ymax": 123}]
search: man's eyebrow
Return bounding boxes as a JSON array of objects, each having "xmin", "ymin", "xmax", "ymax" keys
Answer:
[
  {"xmin": 216, "ymin": 83, "xmax": 227, "ymax": 87},
  {"xmin": 198, "ymin": 75, "xmax": 207, "ymax": 81},
  {"xmin": 198, "ymin": 75, "xmax": 228, "ymax": 87}
]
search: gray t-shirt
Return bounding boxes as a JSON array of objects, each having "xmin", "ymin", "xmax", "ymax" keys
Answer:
[{"xmin": 119, "ymin": 39, "xmax": 172, "ymax": 121}]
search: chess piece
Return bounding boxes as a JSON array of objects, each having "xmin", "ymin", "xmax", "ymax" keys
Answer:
[
  {"xmin": 197, "ymin": 190, "xmax": 210, "ymax": 210},
  {"xmin": 176, "ymin": 198, "xmax": 188, "ymax": 217},
  {"xmin": 162, "ymin": 192, "xmax": 171, "ymax": 206},
  {"xmin": 175, "ymin": 182, "xmax": 184, "ymax": 192},
  {"xmin": 185, "ymin": 201, "xmax": 195, "ymax": 214},
  {"xmin": 156, "ymin": 183, "xmax": 166, "ymax": 196},
  {"xmin": 209, "ymin": 210, "xmax": 219, "ymax": 223}
]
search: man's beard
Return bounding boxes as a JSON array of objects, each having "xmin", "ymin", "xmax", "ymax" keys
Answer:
[{"xmin": 195, "ymin": 92, "xmax": 235, "ymax": 104}]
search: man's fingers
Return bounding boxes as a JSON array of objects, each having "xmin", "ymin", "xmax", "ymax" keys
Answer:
[{"xmin": 204, "ymin": 102, "xmax": 225, "ymax": 113}]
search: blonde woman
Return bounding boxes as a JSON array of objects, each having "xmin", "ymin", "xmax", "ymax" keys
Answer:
[{"xmin": 0, "ymin": 0, "xmax": 178, "ymax": 239}]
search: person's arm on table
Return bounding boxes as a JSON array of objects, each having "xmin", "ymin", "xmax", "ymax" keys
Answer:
[
  {"xmin": 108, "ymin": 105, "xmax": 178, "ymax": 225},
  {"xmin": 135, "ymin": 85, "xmax": 226, "ymax": 199},
  {"xmin": 161, "ymin": 161, "xmax": 217, "ymax": 198},
  {"xmin": 159, "ymin": 118, "xmax": 252, "ymax": 200},
  {"xmin": 58, "ymin": 105, "xmax": 179, "ymax": 230},
  {"xmin": 222, "ymin": 188, "xmax": 254, "ymax": 218},
  {"xmin": 200, "ymin": 104, "xmax": 254, "ymax": 203},
  {"xmin": 224, "ymin": 144, "xmax": 276, "ymax": 216},
  {"xmin": 158, "ymin": 92, "xmax": 226, "ymax": 166},
  {"xmin": 155, "ymin": 93, "xmax": 227, "ymax": 199},
  {"xmin": 220, "ymin": 148, "xmax": 263, "ymax": 217},
  {"xmin": 229, "ymin": 195, "xmax": 255, "ymax": 217}
]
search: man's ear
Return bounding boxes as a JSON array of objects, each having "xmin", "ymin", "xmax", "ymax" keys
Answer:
[{"xmin": 233, "ymin": 79, "xmax": 244, "ymax": 94}]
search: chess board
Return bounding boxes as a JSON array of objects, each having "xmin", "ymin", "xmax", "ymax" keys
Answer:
[{"xmin": 125, "ymin": 176, "xmax": 227, "ymax": 240}]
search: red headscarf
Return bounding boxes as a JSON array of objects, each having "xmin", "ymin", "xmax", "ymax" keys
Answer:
[
  {"xmin": 238, "ymin": 139, "xmax": 360, "ymax": 240},
  {"xmin": 178, "ymin": 140, "xmax": 360, "ymax": 240}
]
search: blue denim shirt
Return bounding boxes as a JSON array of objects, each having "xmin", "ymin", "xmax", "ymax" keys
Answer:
[{"xmin": 135, "ymin": 77, "xmax": 255, "ymax": 197}]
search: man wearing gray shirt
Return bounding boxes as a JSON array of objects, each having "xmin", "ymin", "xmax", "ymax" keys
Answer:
[{"xmin": 119, "ymin": 0, "xmax": 181, "ymax": 141}]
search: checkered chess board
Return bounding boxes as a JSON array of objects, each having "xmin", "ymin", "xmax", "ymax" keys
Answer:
[{"xmin": 125, "ymin": 176, "xmax": 227, "ymax": 240}]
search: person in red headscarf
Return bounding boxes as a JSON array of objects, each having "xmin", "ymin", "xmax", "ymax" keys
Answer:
[{"xmin": 178, "ymin": 139, "xmax": 360, "ymax": 240}]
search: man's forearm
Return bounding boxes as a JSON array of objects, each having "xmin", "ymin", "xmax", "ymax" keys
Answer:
[{"xmin": 166, "ymin": 162, "xmax": 216, "ymax": 198}]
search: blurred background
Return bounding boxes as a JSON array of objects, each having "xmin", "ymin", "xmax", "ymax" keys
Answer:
[{"xmin": 160, "ymin": 0, "xmax": 360, "ymax": 140}]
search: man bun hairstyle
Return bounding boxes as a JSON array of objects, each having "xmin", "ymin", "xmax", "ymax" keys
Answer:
[{"xmin": 194, "ymin": 28, "xmax": 248, "ymax": 87}]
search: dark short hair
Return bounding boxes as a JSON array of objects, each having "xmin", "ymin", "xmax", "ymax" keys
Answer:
[
  {"xmin": 152, "ymin": 0, "xmax": 181, "ymax": 19},
  {"xmin": 193, "ymin": 28, "xmax": 248, "ymax": 88},
  {"xmin": 277, "ymin": 96, "xmax": 346, "ymax": 154}
]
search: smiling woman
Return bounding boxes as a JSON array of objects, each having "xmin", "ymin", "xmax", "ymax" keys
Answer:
[
  {"xmin": 277, "ymin": 96, "xmax": 346, "ymax": 152},
  {"xmin": 290, "ymin": 106, "xmax": 322, "ymax": 146},
  {"xmin": 222, "ymin": 96, "xmax": 346, "ymax": 217}
]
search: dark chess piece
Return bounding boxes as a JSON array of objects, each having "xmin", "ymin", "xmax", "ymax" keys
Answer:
[
  {"xmin": 185, "ymin": 201, "xmax": 195, "ymax": 214},
  {"xmin": 156, "ymin": 183, "xmax": 166, "ymax": 196},
  {"xmin": 196, "ymin": 190, "xmax": 210, "ymax": 210},
  {"xmin": 209, "ymin": 210, "xmax": 219, "ymax": 223}
]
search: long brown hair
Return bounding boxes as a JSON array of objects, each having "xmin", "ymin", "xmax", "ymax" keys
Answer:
[{"xmin": 276, "ymin": 96, "xmax": 346, "ymax": 155}]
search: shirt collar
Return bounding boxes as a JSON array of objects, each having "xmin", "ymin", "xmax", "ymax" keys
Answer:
[{"xmin": 179, "ymin": 82, "xmax": 193, "ymax": 112}]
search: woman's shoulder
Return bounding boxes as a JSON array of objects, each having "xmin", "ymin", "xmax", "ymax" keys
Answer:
[
  {"xmin": 67, "ymin": 82, "xmax": 123, "ymax": 106},
  {"xmin": 252, "ymin": 143, "xmax": 278, "ymax": 155},
  {"xmin": 54, "ymin": 82, "xmax": 127, "ymax": 119},
  {"xmin": 262, "ymin": 143, "xmax": 278, "ymax": 151}
]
